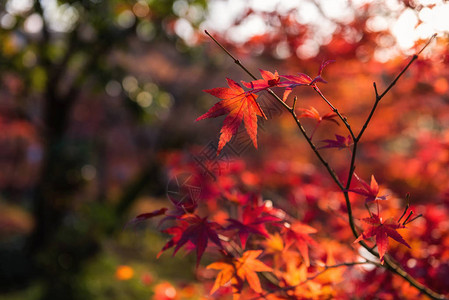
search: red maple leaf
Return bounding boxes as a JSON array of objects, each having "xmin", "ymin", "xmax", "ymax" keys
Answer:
[
  {"xmin": 126, "ymin": 208, "xmax": 168, "ymax": 227},
  {"xmin": 298, "ymin": 106, "xmax": 340, "ymax": 139},
  {"xmin": 227, "ymin": 204, "xmax": 282, "ymax": 249},
  {"xmin": 158, "ymin": 214, "xmax": 223, "ymax": 266},
  {"xmin": 319, "ymin": 134, "xmax": 352, "ymax": 150},
  {"xmin": 241, "ymin": 69, "xmax": 282, "ymax": 91},
  {"xmin": 298, "ymin": 107, "xmax": 339, "ymax": 125},
  {"xmin": 197, "ymin": 78, "xmax": 267, "ymax": 154},
  {"xmin": 282, "ymin": 222, "xmax": 317, "ymax": 267},
  {"xmin": 281, "ymin": 60, "xmax": 334, "ymax": 101},
  {"xmin": 354, "ymin": 213, "xmax": 411, "ymax": 264},
  {"xmin": 349, "ymin": 174, "xmax": 388, "ymax": 203},
  {"xmin": 157, "ymin": 221, "xmax": 187, "ymax": 258}
]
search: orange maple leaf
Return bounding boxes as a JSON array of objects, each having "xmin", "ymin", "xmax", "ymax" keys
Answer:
[
  {"xmin": 354, "ymin": 213, "xmax": 410, "ymax": 263},
  {"xmin": 207, "ymin": 261, "xmax": 236, "ymax": 295},
  {"xmin": 241, "ymin": 69, "xmax": 282, "ymax": 91},
  {"xmin": 283, "ymin": 222, "xmax": 317, "ymax": 267},
  {"xmin": 197, "ymin": 78, "xmax": 267, "ymax": 155},
  {"xmin": 297, "ymin": 106, "xmax": 339, "ymax": 125},
  {"xmin": 207, "ymin": 250, "xmax": 272, "ymax": 296}
]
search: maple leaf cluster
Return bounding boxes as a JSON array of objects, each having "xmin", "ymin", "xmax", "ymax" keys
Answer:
[
  {"xmin": 131, "ymin": 160, "xmax": 419, "ymax": 298},
  {"xmin": 129, "ymin": 138, "xmax": 449, "ymax": 298},
  {"xmin": 207, "ymin": 250, "xmax": 272, "ymax": 296},
  {"xmin": 130, "ymin": 186, "xmax": 331, "ymax": 298},
  {"xmin": 197, "ymin": 61, "xmax": 335, "ymax": 154}
]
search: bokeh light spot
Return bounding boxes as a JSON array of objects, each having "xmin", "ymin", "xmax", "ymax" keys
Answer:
[
  {"xmin": 115, "ymin": 265, "xmax": 134, "ymax": 280},
  {"xmin": 132, "ymin": 1, "xmax": 150, "ymax": 18},
  {"xmin": 24, "ymin": 13, "xmax": 43, "ymax": 34},
  {"xmin": 117, "ymin": 10, "xmax": 136, "ymax": 29},
  {"xmin": 105, "ymin": 80, "xmax": 122, "ymax": 97}
]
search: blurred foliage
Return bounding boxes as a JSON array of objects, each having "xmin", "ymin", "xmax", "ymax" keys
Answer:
[{"xmin": 0, "ymin": 0, "xmax": 209, "ymax": 299}]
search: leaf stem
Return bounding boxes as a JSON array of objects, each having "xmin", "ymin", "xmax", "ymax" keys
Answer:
[{"xmin": 398, "ymin": 201, "xmax": 410, "ymax": 223}]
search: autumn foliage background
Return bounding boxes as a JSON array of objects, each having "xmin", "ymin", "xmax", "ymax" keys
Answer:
[{"xmin": 0, "ymin": 0, "xmax": 449, "ymax": 299}]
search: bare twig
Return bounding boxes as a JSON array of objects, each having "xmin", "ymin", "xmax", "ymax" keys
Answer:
[
  {"xmin": 292, "ymin": 95, "xmax": 298, "ymax": 111},
  {"xmin": 398, "ymin": 198, "xmax": 410, "ymax": 223},
  {"xmin": 357, "ymin": 33, "xmax": 437, "ymax": 142},
  {"xmin": 313, "ymin": 86, "xmax": 356, "ymax": 141},
  {"xmin": 405, "ymin": 214, "xmax": 423, "ymax": 225}
]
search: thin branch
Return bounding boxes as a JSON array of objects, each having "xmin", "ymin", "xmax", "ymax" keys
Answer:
[
  {"xmin": 398, "ymin": 202, "xmax": 410, "ymax": 223},
  {"xmin": 357, "ymin": 34, "xmax": 436, "ymax": 142},
  {"xmin": 403, "ymin": 211, "xmax": 414, "ymax": 225},
  {"xmin": 374, "ymin": 82, "xmax": 380, "ymax": 98},
  {"xmin": 383, "ymin": 255, "xmax": 447, "ymax": 300},
  {"xmin": 418, "ymin": 33, "xmax": 437, "ymax": 55},
  {"xmin": 205, "ymin": 30, "xmax": 257, "ymax": 81},
  {"xmin": 252, "ymin": 260, "xmax": 377, "ymax": 300},
  {"xmin": 292, "ymin": 95, "xmax": 298, "ymax": 111},
  {"xmin": 205, "ymin": 30, "xmax": 293, "ymax": 112},
  {"xmin": 290, "ymin": 103, "xmax": 345, "ymax": 190},
  {"xmin": 344, "ymin": 191, "xmax": 359, "ymax": 238},
  {"xmin": 405, "ymin": 214, "xmax": 423, "ymax": 225},
  {"xmin": 313, "ymin": 86, "xmax": 356, "ymax": 141}
]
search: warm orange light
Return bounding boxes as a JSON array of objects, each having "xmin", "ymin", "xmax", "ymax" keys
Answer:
[
  {"xmin": 115, "ymin": 265, "xmax": 134, "ymax": 280},
  {"xmin": 434, "ymin": 77, "xmax": 449, "ymax": 95},
  {"xmin": 154, "ymin": 282, "xmax": 177, "ymax": 300},
  {"xmin": 132, "ymin": 1, "xmax": 150, "ymax": 18}
]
